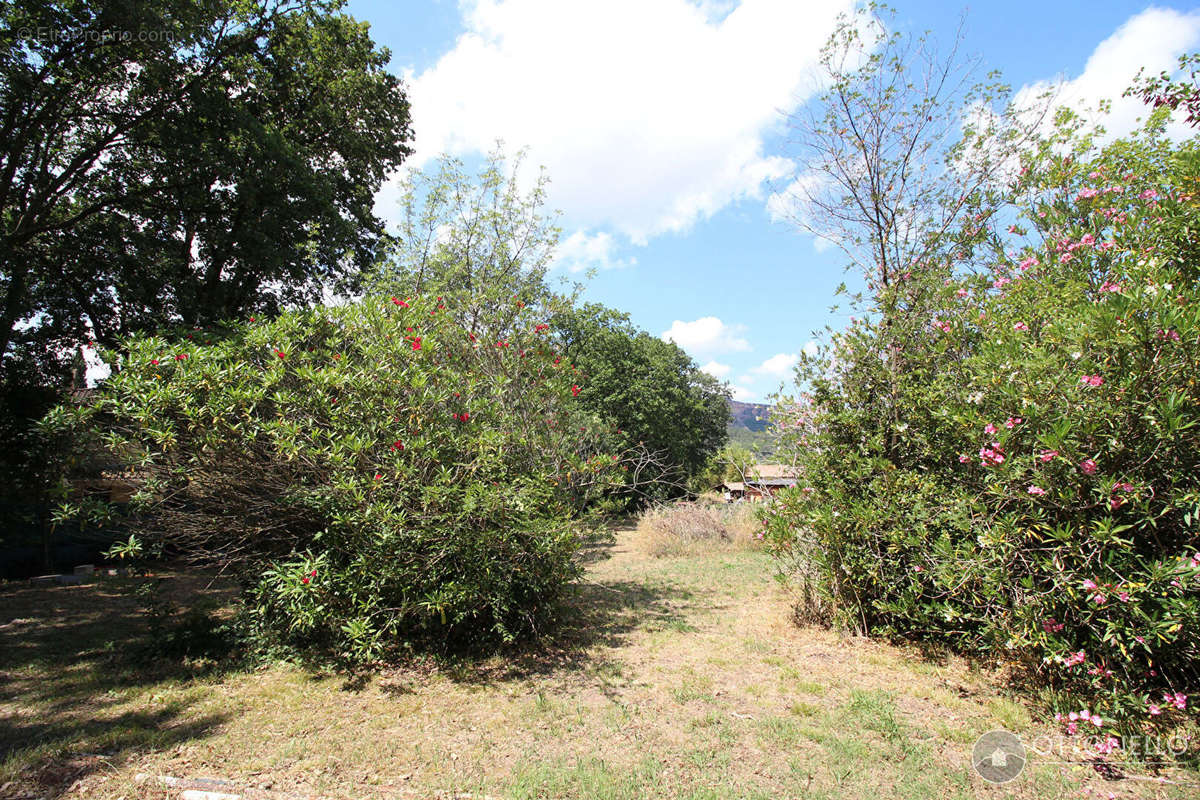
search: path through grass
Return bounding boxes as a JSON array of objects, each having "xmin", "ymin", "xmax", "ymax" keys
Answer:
[{"xmin": 1, "ymin": 527, "xmax": 1195, "ymax": 799}]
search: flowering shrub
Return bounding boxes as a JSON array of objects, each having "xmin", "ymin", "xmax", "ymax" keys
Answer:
[
  {"xmin": 47, "ymin": 295, "xmax": 628, "ymax": 662},
  {"xmin": 766, "ymin": 113, "xmax": 1200, "ymax": 746}
]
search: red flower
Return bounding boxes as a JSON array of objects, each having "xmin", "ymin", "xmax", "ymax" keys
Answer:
[
  {"xmin": 175, "ymin": 353, "xmax": 188, "ymax": 361},
  {"xmin": 468, "ymin": 333, "xmax": 476, "ymax": 342},
  {"xmin": 571, "ymin": 385, "xmax": 580, "ymax": 397},
  {"xmin": 496, "ymin": 340, "xmax": 508, "ymax": 348},
  {"xmin": 301, "ymin": 577, "xmax": 309, "ymax": 584},
  {"xmin": 459, "ymin": 411, "xmax": 470, "ymax": 422},
  {"xmin": 391, "ymin": 297, "xmax": 409, "ymax": 308},
  {"xmin": 249, "ymin": 316, "xmax": 255, "ymax": 322},
  {"xmin": 275, "ymin": 350, "xmax": 286, "ymax": 359},
  {"xmin": 391, "ymin": 440, "xmax": 404, "ymax": 450},
  {"xmin": 535, "ymin": 323, "xmax": 550, "ymax": 333},
  {"xmin": 150, "ymin": 359, "xmax": 159, "ymax": 365},
  {"xmin": 410, "ymin": 337, "xmax": 422, "ymax": 351},
  {"xmin": 374, "ymin": 473, "xmax": 382, "ymax": 480}
]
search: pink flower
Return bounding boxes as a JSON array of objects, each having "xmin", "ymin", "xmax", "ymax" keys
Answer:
[
  {"xmin": 984, "ymin": 423, "xmax": 998, "ymax": 434},
  {"xmin": 1076, "ymin": 188, "xmax": 1099, "ymax": 200},
  {"xmin": 979, "ymin": 444, "xmax": 1005, "ymax": 467},
  {"xmin": 1110, "ymin": 496, "xmax": 1125, "ymax": 511},
  {"xmin": 1080, "ymin": 374, "xmax": 1104, "ymax": 387},
  {"xmin": 1039, "ymin": 450, "xmax": 1058, "ymax": 463},
  {"xmin": 1042, "ymin": 618, "xmax": 1064, "ymax": 633},
  {"xmin": 1080, "ymin": 459, "xmax": 1098, "ymax": 475},
  {"xmin": 1099, "ymin": 281, "xmax": 1122, "ymax": 294},
  {"xmin": 1028, "ymin": 485, "xmax": 1047, "ymax": 496},
  {"xmin": 1018, "ymin": 256, "xmax": 1038, "ymax": 271},
  {"xmin": 993, "ymin": 276, "xmax": 1012, "ymax": 289},
  {"xmin": 1148, "ymin": 704, "xmax": 1162, "ymax": 716},
  {"xmin": 1066, "ymin": 721, "xmax": 1078, "ymax": 735},
  {"xmin": 958, "ymin": 454, "xmax": 971, "ymax": 463},
  {"xmin": 1140, "ymin": 188, "xmax": 1159, "ymax": 201},
  {"xmin": 1013, "ymin": 321, "xmax": 1029, "ymax": 332},
  {"xmin": 1064, "ymin": 650, "xmax": 1087, "ymax": 667},
  {"xmin": 1005, "ymin": 416, "xmax": 1022, "ymax": 428},
  {"xmin": 1172, "ymin": 693, "xmax": 1188, "ymax": 710},
  {"xmin": 956, "ymin": 287, "xmax": 968, "ymax": 298},
  {"xmin": 1082, "ymin": 579, "xmax": 1098, "ymax": 591},
  {"xmin": 1080, "ymin": 233, "xmax": 1096, "ymax": 246}
]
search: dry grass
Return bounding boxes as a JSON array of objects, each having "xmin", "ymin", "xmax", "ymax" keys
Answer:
[
  {"xmin": 2, "ymin": 529, "xmax": 1197, "ymax": 800},
  {"xmin": 633, "ymin": 501, "xmax": 762, "ymax": 557}
]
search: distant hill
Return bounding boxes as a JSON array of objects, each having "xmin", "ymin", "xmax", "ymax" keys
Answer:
[
  {"xmin": 727, "ymin": 400, "xmax": 776, "ymax": 454},
  {"xmin": 729, "ymin": 400, "xmax": 771, "ymax": 432}
]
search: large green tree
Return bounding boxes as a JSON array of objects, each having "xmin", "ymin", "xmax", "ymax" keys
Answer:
[
  {"xmin": 0, "ymin": 0, "xmax": 412, "ymax": 377},
  {"xmin": 554, "ymin": 303, "xmax": 730, "ymax": 500}
]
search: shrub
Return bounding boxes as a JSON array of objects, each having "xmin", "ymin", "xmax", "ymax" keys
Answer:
[
  {"xmin": 635, "ymin": 501, "xmax": 761, "ymax": 557},
  {"xmin": 766, "ymin": 112, "xmax": 1200, "ymax": 746},
  {"xmin": 47, "ymin": 294, "xmax": 627, "ymax": 662}
]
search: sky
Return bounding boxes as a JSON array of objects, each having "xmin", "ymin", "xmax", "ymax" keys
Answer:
[{"xmin": 343, "ymin": 0, "xmax": 1200, "ymax": 402}]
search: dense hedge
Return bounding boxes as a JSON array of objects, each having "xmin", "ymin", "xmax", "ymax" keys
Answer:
[
  {"xmin": 766, "ymin": 115, "xmax": 1199, "ymax": 745},
  {"xmin": 48, "ymin": 294, "xmax": 625, "ymax": 661}
]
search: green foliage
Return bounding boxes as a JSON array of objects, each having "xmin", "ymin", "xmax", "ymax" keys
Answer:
[
  {"xmin": 373, "ymin": 152, "xmax": 729, "ymax": 501},
  {"xmin": 555, "ymin": 303, "xmax": 730, "ymax": 500},
  {"xmin": 45, "ymin": 295, "xmax": 627, "ymax": 661},
  {"xmin": 767, "ymin": 111, "xmax": 1200, "ymax": 745},
  {"xmin": 1, "ymin": 0, "xmax": 412, "ymax": 380}
]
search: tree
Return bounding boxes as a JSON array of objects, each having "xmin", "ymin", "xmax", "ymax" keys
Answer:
[
  {"xmin": 554, "ymin": 303, "xmax": 730, "ymax": 500},
  {"xmin": 373, "ymin": 153, "xmax": 730, "ymax": 499},
  {"xmin": 772, "ymin": 4, "xmax": 1046, "ymax": 459},
  {"xmin": 0, "ymin": 0, "xmax": 412, "ymax": 375},
  {"xmin": 371, "ymin": 149, "xmax": 561, "ymax": 341}
]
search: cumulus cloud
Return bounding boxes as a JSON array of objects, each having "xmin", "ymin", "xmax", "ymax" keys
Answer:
[
  {"xmin": 730, "ymin": 384, "xmax": 758, "ymax": 402},
  {"xmin": 803, "ymin": 339, "xmax": 819, "ymax": 357},
  {"xmin": 1014, "ymin": 8, "xmax": 1200, "ymax": 141},
  {"xmin": 699, "ymin": 360, "xmax": 732, "ymax": 379},
  {"xmin": 552, "ymin": 230, "xmax": 636, "ymax": 273},
  {"xmin": 661, "ymin": 316, "xmax": 751, "ymax": 355},
  {"xmin": 752, "ymin": 352, "xmax": 799, "ymax": 376},
  {"xmin": 403, "ymin": 0, "xmax": 854, "ymax": 243}
]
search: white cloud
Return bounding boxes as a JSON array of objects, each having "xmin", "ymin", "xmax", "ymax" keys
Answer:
[
  {"xmin": 730, "ymin": 384, "xmax": 758, "ymax": 402},
  {"xmin": 403, "ymin": 0, "xmax": 854, "ymax": 243},
  {"xmin": 699, "ymin": 360, "xmax": 731, "ymax": 379},
  {"xmin": 661, "ymin": 316, "xmax": 751, "ymax": 355},
  {"xmin": 752, "ymin": 351, "xmax": 799, "ymax": 377},
  {"xmin": 803, "ymin": 339, "xmax": 819, "ymax": 357},
  {"xmin": 1015, "ymin": 8, "xmax": 1200, "ymax": 142},
  {"xmin": 552, "ymin": 229, "xmax": 636, "ymax": 272}
]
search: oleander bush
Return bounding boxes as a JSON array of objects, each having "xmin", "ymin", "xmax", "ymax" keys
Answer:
[
  {"xmin": 45, "ymin": 294, "xmax": 628, "ymax": 662},
  {"xmin": 765, "ymin": 112, "xmax": 1200, "ymax": 746}
]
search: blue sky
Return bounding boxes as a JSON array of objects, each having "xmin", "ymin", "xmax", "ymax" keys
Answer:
[{"xmin": 344, "ymin": 0, "xmax": 1200, "ymax": 401}]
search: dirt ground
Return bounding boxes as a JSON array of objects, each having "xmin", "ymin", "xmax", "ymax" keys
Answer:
[{"xmin": 2, "ymin": 527, "xmax": 1196, "ymax": 799}]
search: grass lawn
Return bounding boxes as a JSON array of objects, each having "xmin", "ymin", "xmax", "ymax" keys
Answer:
[{"xmin": 2, "ymin": 525, "xmax": 1196, "ymax": 799}]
